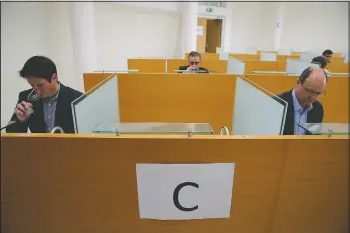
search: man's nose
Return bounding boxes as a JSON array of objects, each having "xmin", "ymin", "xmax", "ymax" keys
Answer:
[{"xmin": 33, "ymin": 87, "xmax": 41, "ymax": 94}]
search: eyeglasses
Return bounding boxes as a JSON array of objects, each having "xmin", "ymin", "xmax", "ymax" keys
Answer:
[
  {"xmin": 301, "ymin": 84, "xmax": 326, "ymax": 96},
  {"xmin": 189, "ymin": 62, "xmax": 200, "ymax": 65}
]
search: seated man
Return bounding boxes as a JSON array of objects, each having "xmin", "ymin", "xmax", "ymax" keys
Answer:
[
  {"xmin": 312, "ymin": 56, "xmax": 331, "ymax": 75},
  {"xmin": 178, "ymin": 51, "xmax": 209, "ymax": 73},
  {"xmin": 322, "ymin": 49, "xmax": 333, "ymax": 63},
  {"xmin": 311, "ymin": 56, "xmax": 328, "ymax": 69},
  {"xmin": 6, "ymin": 56, "xmax": 83, "ymax": 133},
  {"xmin": 277, "ymin": 67, "xmax": 327, "ymax": 135}
]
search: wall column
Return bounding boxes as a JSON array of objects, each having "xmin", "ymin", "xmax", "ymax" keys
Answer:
[
  {"xmin": 271, "ymin": 3, "xmax": 285, "ymax": 50},
  {"xmin": 181, "ymin": 2, "xmax": 198, "ymax": 55},
  {"xmin": 69, "ymin": 2, "xmax": 97, "ymax": 91}
]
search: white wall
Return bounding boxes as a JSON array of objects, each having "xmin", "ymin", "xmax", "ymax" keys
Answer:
[
  {"xmin": 1, "ymin": 2, "xmax": 80, "ymax": 122},
  {"xmin": 229, "ymin": 2, "xmax": 264, "ymax": 53},
  {"xmin": 94, "ymin": 3, "xmax": 182, "ymax": 70},
  {"xmin": 260, "ymin": 2, "xmax": 349, "ymax": 54},
  {"xmin": 1, "ymin": 3, "xmax": 50, "ymax": 122},
  {"xmin": 1, "ymin": 2, "xmax": 348, "ymax": 123}
]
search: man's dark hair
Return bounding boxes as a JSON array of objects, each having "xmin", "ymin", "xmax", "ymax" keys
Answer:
[
  {"xmin": 311, "ymin": 56, "xmax": 328, "ymax": 69},
  {"xmin": 19, "ymin": 56, "xmax": 57, "ymax": 81},
  {"xmin": 188, "ymin": 51, "xmax": 201, "ymax": 59},
  {"xmin": 299, "ymin": 67, "xmax": 328, "ymax": 84},
  {"xmin": 322, "ymin": 49, "xmax": 333, "ymax": 56}
]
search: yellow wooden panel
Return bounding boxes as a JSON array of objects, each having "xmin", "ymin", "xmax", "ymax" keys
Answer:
[
  {"xmin": 257, "ymin": 50, "xmax": 278, "ymax": 55},
  {"xmin": 291, "ymin": 52, "xmax": 307, "ymax": 56},
  {"xmin": 83, "ymin": 73, "xmax": 113, "ymax": 92},
  {"xmin": 117, "ymin": 73, "xmax": 235, "ymax": 133},
  {"xmin": 1, "ymin": 135, "xmax": 348, "ymax": 233},
  {"xmin": 327, "ymin": 62, "xmax": 349, "ymax": 73},
  {"xmin": 331, "ymin": 56, "xmax": 345, "ymax": 61},
  {"xmin": 83, "ymin": 73, "xmax": 349, "ymax": 130},
  {"xmin": 277, "ymin": 55, "xmax": 300, "ymax": 61},
  {"xmin": 127, "ymin": 59, "xmax": 166, "ymax": 73},
  {"xmin": 245, "ymin": 74, "xmax": 349, "ymax": 123},
  {"xmin": 201, "ymin": 60, "xmax": 227, "ymax": 73},
  {"xmin": 167, "ymin": 59, "xmax": 188, "ymax": 73}
]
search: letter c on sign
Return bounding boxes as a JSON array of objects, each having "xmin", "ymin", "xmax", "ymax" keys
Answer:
[{"xmin": 173, "ymin": 182, "xmax": 199, "ymax": 212}]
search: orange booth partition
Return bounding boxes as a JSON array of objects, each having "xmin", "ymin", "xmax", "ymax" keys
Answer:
[
  {"xmin": 1, "ymin": 133, "xmax": 348, "ymax": 233},
  {"xmin": 83, "ymin": 73, "xmax": 349, "ymax": 133}
]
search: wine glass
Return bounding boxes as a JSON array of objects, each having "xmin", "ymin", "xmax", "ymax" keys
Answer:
[{"xmin": 25, "ymin": 89, "xmax": 40, "ymax": 114}]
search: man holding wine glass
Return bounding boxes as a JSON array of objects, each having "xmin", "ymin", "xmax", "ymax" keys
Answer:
[{"xmin": 6, "ymin": 56, "xmax": 83, "ymax": 133}]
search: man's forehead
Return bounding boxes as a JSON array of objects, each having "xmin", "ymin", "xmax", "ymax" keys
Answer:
[
  {"xmin": 189, "ymin": 56, "xmax": 200, "ymax": 60},
  {"xmin": 26, "ymin": 77, "xmax": 47, "ymax": 84}
]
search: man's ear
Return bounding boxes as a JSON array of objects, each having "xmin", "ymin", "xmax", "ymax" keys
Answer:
[
  {"xmin": 52, "ymin": 73, "xmax": 58, "ymax": 81},
  {"xmin": 296, "ymin": 79, "xmax": 301, "ymax": 86}
]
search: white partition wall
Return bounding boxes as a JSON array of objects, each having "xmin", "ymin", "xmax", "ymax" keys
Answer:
[
  {"xmin": 260, "ymin": 52, "xmax": 277, "ymax": 61},
  {"xmin": 219, "ymin": 51, "xmax": 229, "ymax": 60},
  {"xmin": 232, "ymin": 76, "xmax": 287, "ymax": 135},
  {"xmin": 300, "ymin": 52, "xmax": 317, "ymax": 62},
  {"xmin": 71, "ymin": 74, "xmax": 120, "ymax": 134},
  {"xmin": 286, "ymin": 59, "xmax": 320, "ymax": 75},
  {"xmin": 278, "ymin": 49, "xmax": 292, "ymax": 55},
  {"xmin": 246, "ymin": 47, "xmax": 258, "ymax": 54},
  {"xmin": 227, "ymin": 57, "xmax": 245, "ymax": 74}
]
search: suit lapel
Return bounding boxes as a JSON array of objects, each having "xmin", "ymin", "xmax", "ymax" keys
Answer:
[{"xmin": 54, "ymin": 84, "xmax": 65, "ymax": 128}]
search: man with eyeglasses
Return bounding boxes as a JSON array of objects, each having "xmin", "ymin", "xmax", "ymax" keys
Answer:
[
  {"xmin": 277, "ymin": 67, "xmax": 328, "ymax": 135},
  {"xmin": 178, "ymin": 51, "xmax": 209, "ymax": 73},
  {"xmin": 6, "ymin": 56, "xmax": 83, "ymax": 133},
  {"xmin": 322, "ymin": 49, "xmax": 333, "ymax": 63}
]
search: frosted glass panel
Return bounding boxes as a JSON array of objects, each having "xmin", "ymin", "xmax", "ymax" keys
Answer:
[
  {"xmin": 246, "ymin": 47, "xmax": 257, "ymax": 54},
  {"xmin": 260, "ymin": 52, "xmax": 277, "ymax": 61},
  {"xmin": 93, "ymin": 122, "xmax": 214, "ymax": 135},
  {"xmin": 219, "ymin": 51, "xmax": 229, "ymax": 60},
  {"xmin": 71, "ymin": 74, "xmax": 120, "ymax": 134},
  {"xmin": 227, "ymin": 57, "xmax": 245, "ymax": 74},
  {"xmin": 232, "ymin": 76, "xmax": 287, "ymax": 135},
  {"xmin": 300, "ymin": 52, "xmax": 317, "ymax": 62},
  {"xmin": 286, "ymin": 59, "xmax": 320, "ymax": 75},
  {"xmin": 278, "ymin": 50, "xmax": 291, "ymax": 55}
]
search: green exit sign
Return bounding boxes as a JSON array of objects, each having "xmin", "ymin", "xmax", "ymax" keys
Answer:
[{"xmin": 207, "ymin": 8, "xmax": 213, "ymax": 12}]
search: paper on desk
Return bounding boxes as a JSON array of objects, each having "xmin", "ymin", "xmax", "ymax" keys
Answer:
[{"xmin": 136, "ymin": 163, "xmax": 235, "ymax": 220}]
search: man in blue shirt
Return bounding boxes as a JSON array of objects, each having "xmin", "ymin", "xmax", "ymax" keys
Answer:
[
  {"xmin": 277, "ymin": 67, "xmax": 328, "ymax": 135},
  {"xmin": 6, "ymin": 56, "xmax": 83, "ymax": 133}
]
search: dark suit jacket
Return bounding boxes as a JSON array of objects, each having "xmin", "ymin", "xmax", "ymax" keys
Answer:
[
  {"xmin": 277, "ymin": 89, "xmax": 324, "ymax": 135},
  {"xmin": 178, "ymin": 65, "xmax": 209, "ymax": 73},
  {"xmin": 6, "ymin": 83, "xmax": 83, "ymax": 134}
]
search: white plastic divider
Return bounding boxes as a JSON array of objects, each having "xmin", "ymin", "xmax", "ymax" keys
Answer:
[
  {"xmin": 219, "ymin": 51, "xmax": 229, "ymax": 60},
  {"xmin": 71, "ymin": 74, "xmax": 120, "ymax": 134},
  {"xmin": 227, "ymin": 57, "xmax": 245, "ymax": 74},
  {"xmin": 260, "ymin": 52, "xmax": 277, "ymax": 61},
  {"xmin": 232, "ymin": 76, "xmax": 288, "ymax": 135},
  {"xmin": 300, "ymin": 52, "xmax": 318, "ymax": 62},
  {"xmin": 278, "ymin": 49, "xmax": 292, "ymax": 55},
  {"xmin": 286, "ymin": 59, "xmax": 320, "ymax": 75}
]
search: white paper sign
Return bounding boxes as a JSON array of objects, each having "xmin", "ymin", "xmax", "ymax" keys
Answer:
[
  {"xmin": 136, "ymin": 163, "xmax": 235, "ymax": 220},
  {"xmin": 197, "ymin": 26, "xmax": 204, "ymax": 36}
]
